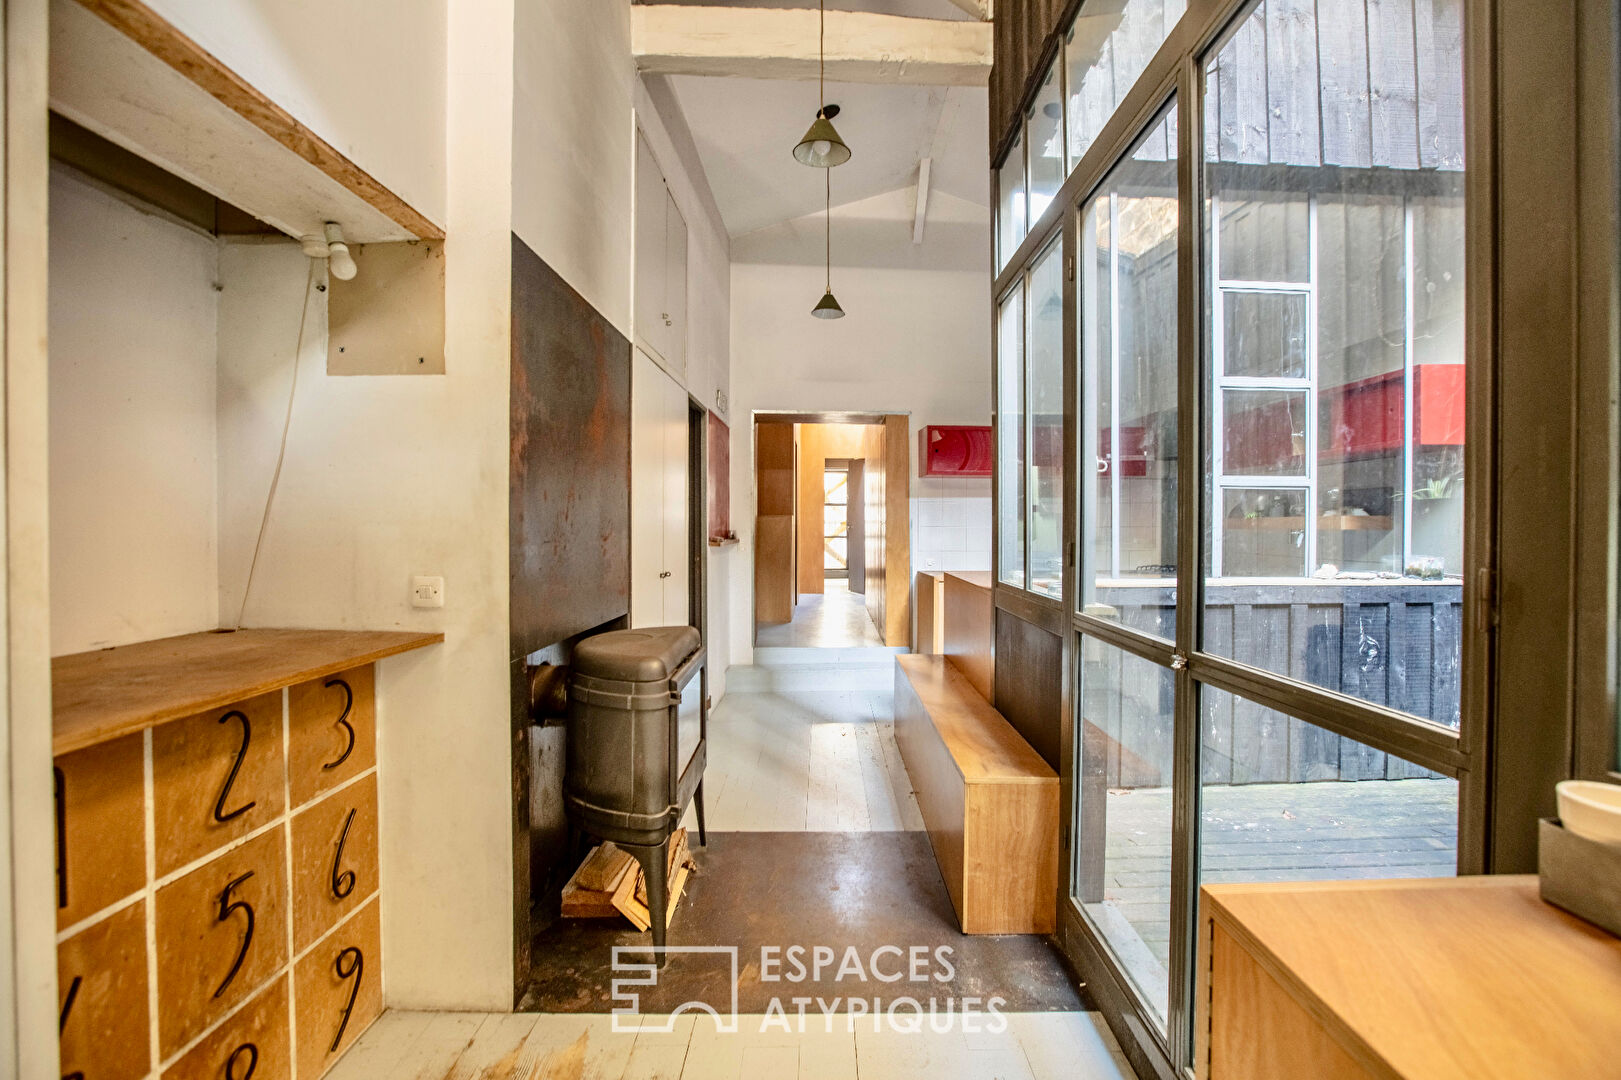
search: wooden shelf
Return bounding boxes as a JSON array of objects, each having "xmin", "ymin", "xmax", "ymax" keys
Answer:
[{"xmin": 53, "ymin": 628, "xmax": 443, "ymax": 755}]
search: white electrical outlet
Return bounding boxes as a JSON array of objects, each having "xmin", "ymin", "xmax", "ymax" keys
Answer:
[{"xmin": 412, "ymin": 575, "xmax": 445, "ymax": 608}]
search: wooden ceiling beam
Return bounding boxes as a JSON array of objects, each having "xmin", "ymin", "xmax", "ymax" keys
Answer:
[{"xmin": 631, "ymin": 6, "xmax": 993, "ymax": 87}]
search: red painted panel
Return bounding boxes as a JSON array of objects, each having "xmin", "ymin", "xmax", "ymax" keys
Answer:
[
  {"xmin": 919, "ymin": 425, "xmax": 993, "ymax": 477},
  {"xmin": 1320, "ymin": 363, "xmax": 1465, "ymax": 463}
]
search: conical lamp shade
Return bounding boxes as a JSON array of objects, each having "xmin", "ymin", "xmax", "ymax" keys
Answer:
[
  {"xmin": 812, "ymin": 291, "xmax": 845, "ymax": 319},
  {"xmin": 794, "ymin": 114, "xmax": 851, "ymax": 167}
]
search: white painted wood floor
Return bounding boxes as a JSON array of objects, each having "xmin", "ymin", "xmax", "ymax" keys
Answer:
[
  {"xmin": 326, "ymin": 1008, "xmax": 1136, "ymax": 1080},
  {"xmin": 681, "ymin": 650, "xmax": 924, "ymax": 833}
]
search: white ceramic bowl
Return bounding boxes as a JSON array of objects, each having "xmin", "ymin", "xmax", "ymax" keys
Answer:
[{"xmin": 1556, "ymin": 780, "xmax": 1621, "ymax": 846}]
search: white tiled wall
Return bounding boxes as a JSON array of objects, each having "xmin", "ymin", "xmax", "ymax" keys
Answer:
[{"xmin": 912, "ymin": 494, "xmax": 993, "ymax": 573}]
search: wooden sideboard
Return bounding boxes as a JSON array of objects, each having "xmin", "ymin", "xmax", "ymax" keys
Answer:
[
  {"xmin": 1197, "ymin": 876, "xmax": 1621, "ymax": 1080},
  {"xmin": 52, "ymin": 628, "xmax": 440, "ymax": 1080}
]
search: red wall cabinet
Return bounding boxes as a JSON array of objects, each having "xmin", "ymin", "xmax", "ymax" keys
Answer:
[{"xmin": 918, "ymin": 425, "xmax": 993, "ymax": 477}]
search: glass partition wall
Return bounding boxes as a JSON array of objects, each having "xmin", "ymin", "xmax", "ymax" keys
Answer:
[{"xmin": 992, "ymin": 0, "xmax": 1473, "ymax": 1072}]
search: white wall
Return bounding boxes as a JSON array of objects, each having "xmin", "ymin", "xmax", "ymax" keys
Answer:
[
  {"xmin": 48, "ymin": 168, "xmax": 220, "ymax": 654},
  {"xmin": 728, "ymin": 186, "xmax": 992, "ymax": 663},
  {"xmin": 143, "ymin": 0, "xmax": 447, "ymax": 228},
  {"xmin": 210, "ymin": 0, "xmax": 515, "ymax": 1011},
  {"xmin": 512, "ymin": 0, "xmax": 635, "ymax": 333}
]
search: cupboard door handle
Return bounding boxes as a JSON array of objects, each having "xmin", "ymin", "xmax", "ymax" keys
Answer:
[
  {"xmin": 660, "ymin": 571, "xmax": 672, "ymax": 579},
  {"xmin": 226, "ymin": 1043, "xmax": 259, "ymax": 1080},
  {"xmin": 214, "ymin": 870, "xmax": 256, "ymax": 998},
  {"xmin": 213, "ymin": 711, "xmax": 257, "ymax": 823},
  {"xmin": 331, "ymin": 946, "xmax": 365, "ymax": 1052},
  {"xmin": 54, "ymin": 766, "xmax": 68, "ymax": 909},
  {"xmin": 331, "ymin": 808, "xmax": 357, "ymax": 899},
  {"xmin": 322, "ymin": 678, "xmax": 356, "ymax": 771}
]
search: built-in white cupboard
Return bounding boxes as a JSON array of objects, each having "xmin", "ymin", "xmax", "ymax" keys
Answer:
[
  {"xmin": 632, "ymin": 348, "xmax": 691, "ymax": 628},
  {"xmin": 634, "ymin": 130, "xmax": 689, "ymax": 381}
]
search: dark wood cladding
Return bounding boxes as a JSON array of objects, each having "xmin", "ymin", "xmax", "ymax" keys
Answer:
[
  {"xmin": 991, "ymin": 0, "xmax": 1072, "ymax": 161},
  {"xmin": 509, "ymin": 234, "xmax": 632, "ymax": 661},
  {"xmin": 993, "ymin": 608, "xmax": 1064, "ymax": 771}
]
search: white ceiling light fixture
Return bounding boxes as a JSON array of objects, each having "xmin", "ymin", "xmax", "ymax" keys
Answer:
[
  {"xmin": 793, "ymin": 0, "xmax": 851, "ymax": 168},
  {"xmin": 300, "ymin": 221, "xmax": 358, "ymax": 280}
]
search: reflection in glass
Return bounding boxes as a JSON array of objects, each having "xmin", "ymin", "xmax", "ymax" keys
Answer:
[
  {"xmin": 1027, "ymin": 62, "xmax": 1066, "ymax": 225},
  {"xmin": 1224, "ymin": 292, "xmax": 1307, "ymax": 378},
  {"xmin": 1202, "ymin": 0, "xmax": 1466, "ymax": 728},
  {"xmin": 1221, "ymin": 389, "xmax": 1307, "ymax": 476},
  {"xmin": 1028, "ymin": 242, "xmax": 1065, "ymax": 599},
  {"xmin": 998, "ymin": 290, "xmax": 1026, "ymax": 588},
  {"xmin": 998, "ymin": 130, "xmax": 1027, "ymax": 271},
  {"xmin": 1079, "ymin": 108, "xmax": 1179, "ymax": 638},
  {"xmin": 1075, "ymin": 637, "xmax": 1173, "ymax": 1029},
  {"xmin": 1065, "ymin": 0, "xmax": 1187, "ymax": 171},
  {"xmin": 1199, "ymin": 686, "xmax": 1458, "ymax": 888}
]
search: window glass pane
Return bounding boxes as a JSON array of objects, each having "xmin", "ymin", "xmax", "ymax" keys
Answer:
[
  {"xmin": 1074, "ymin": 637, "xmax": 1173, "ymax": 1029},
  {"xmin": 1027, "ymin": 63, "xmax": 1065, "ymax": 224},
  {"xmin": 1199, "ymin": 686, "xmax": 1458, "ymax": 886},
  {"xmin": 1080, "ymin": 107, "xmax": 1179, "ymax": 638},
  {"xmin": 1223, "ymin": 291, "xmax": 1306, "ymax": 378},
  {"xmin": 1202, "ymin": 0, "xmax": 1466, "ymax": 728},
  {"xmin": 1029, "ymin": 242, "xmax": 1065, "ymax": 599},
  {"xmin": 823, "ymin": 470, "xmax": 848, "ymax": 504},
  {"xmin": 1216, "ymin": 194, "xmax": 1309, "ymax": 283},
  {"xmin": 1222, "ymin": 389, "xmax": 1307, "ymax": 476},
  {"xmin": 998, "ymin": 130, "xmax": 1027, "ymax": 271},
  {"xmin": 1065, "ymin": 0, "xmax": 1187, "ymax": 172},
  {"xmin": 824, "ymin": 537, "xmax": 847, "ymax": 570},
  {"xmin": 1218, "ymin": 488, "xmax": 1307, "ymax": 577},
  {"xmin": 823, "ymin": 505, "xmax": 847, "ymax": 537},
  {"xmin": 999, "ymin": 290, "xmax": 1027, "ymax": 588}
]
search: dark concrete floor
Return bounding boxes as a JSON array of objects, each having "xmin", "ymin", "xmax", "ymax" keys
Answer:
[{"xmin": 520, "ymin": 831, "xmax": 1089, "ymax": 1015}]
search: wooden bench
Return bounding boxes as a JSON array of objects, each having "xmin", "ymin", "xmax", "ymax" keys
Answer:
[{"xmin": 893, "ymin": 654, "xmax": 1059, "ymax": 934}]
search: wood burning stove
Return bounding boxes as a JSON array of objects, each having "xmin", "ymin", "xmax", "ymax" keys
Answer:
[{"xmin": 564, "ymin": 625, "xmax": 706, "ymax": 951}]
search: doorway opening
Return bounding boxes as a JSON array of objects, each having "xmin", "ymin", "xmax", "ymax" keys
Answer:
[{"xmin": 752, "ymin": 413, "xmax": 908, "ymax": 650}]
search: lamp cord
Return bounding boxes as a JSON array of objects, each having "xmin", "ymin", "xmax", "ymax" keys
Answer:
[
  {"xmin": 826, "ymin": 168, "xmax": 832, "ymax": 291},
  {"xmin": 819, "ymin": 0, "xmax": 825, "ymax": 113},
  {"xmin": 235, "ymin": 257, "xmax": 317, "ymax": 629}
]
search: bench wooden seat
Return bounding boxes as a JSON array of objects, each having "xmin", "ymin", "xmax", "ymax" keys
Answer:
[{"xmin": 893, "ymin": 654, "xmax": 1059, "ymax": 934}]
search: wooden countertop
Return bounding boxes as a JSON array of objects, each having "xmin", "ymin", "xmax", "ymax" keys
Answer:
[
  {"xmin": 53, "ymin": 628, "xmax": 443, "ymax": 755},
  {"xmin": 1203, "ymin": 876, "xmax": 1621, "ymax": 1080},
  {"xmin": 945, "ymin": 570, "xmax": 993, "ymax": 590}
]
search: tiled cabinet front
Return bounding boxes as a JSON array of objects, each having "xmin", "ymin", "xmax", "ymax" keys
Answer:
[{"xmin": 55, "ymin": 665, "xmax": 384, "ymax": 1080}]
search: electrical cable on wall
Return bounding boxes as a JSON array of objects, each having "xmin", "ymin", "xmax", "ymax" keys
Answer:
[{"xmin": 233, "ymin": 256, "xmax": 319, "ymax": 629}]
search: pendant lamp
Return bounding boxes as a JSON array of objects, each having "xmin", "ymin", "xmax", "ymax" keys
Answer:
[
  {"xmin": 793, "ymin": 0, "xmax": 851, "ymax": 167},
  {"xmin": 813, "ymin": 169, "xmax": 844, "ymax": 319}
]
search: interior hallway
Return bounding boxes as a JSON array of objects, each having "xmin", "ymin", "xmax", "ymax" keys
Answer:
[{"xmin": 757, "ymin": 578, "xmax": 885, "ymax": 649}]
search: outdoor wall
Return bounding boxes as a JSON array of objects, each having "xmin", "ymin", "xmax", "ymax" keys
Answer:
[
  {"xmin": 47, "ymin": 167, "xmax": 221, "ymax": 655},
  {"xmin": 143, "ymin": 0, "xmax": 447, "ymax": 227},
  {"xmin": 728, "ymin": 185, "xmax": 992, "ymax": 662},
  {"xmin": 211, "ymin": 0, "xmax": 515, "ymax": 1011}
]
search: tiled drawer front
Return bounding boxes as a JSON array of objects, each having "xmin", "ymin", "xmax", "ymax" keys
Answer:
[
  {"xmin": 58, "ymin": 900, "xmax": 149, "ymax": 1080},
  {"xmin": 295, "ymin": 898, "xmax": 382, "ymax": 1080},
  {"xmin": 56, "ymin": 662, "xmax": 387, "ymax": 1080},
  {"xmin": 155, "ymin": 826, "xmax": 290, "ymax": 1057},
  {"xmin": 289, "ymin": 667, "xmax": 375, "ymax": 807},
  {"xmin": 54, "ymin": 732, "xmax": 145, "ymax": 930},
  {"xmin": 154, "ymin": 691, "xmax": 286, "ymax": 877},
  {"xmin": 292, "ymin": 774, "xmax": 379, "ymax": 952},
  {"xmin": 162, "ymin": 976, "xmax": 291, "ymax": 1080}
]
